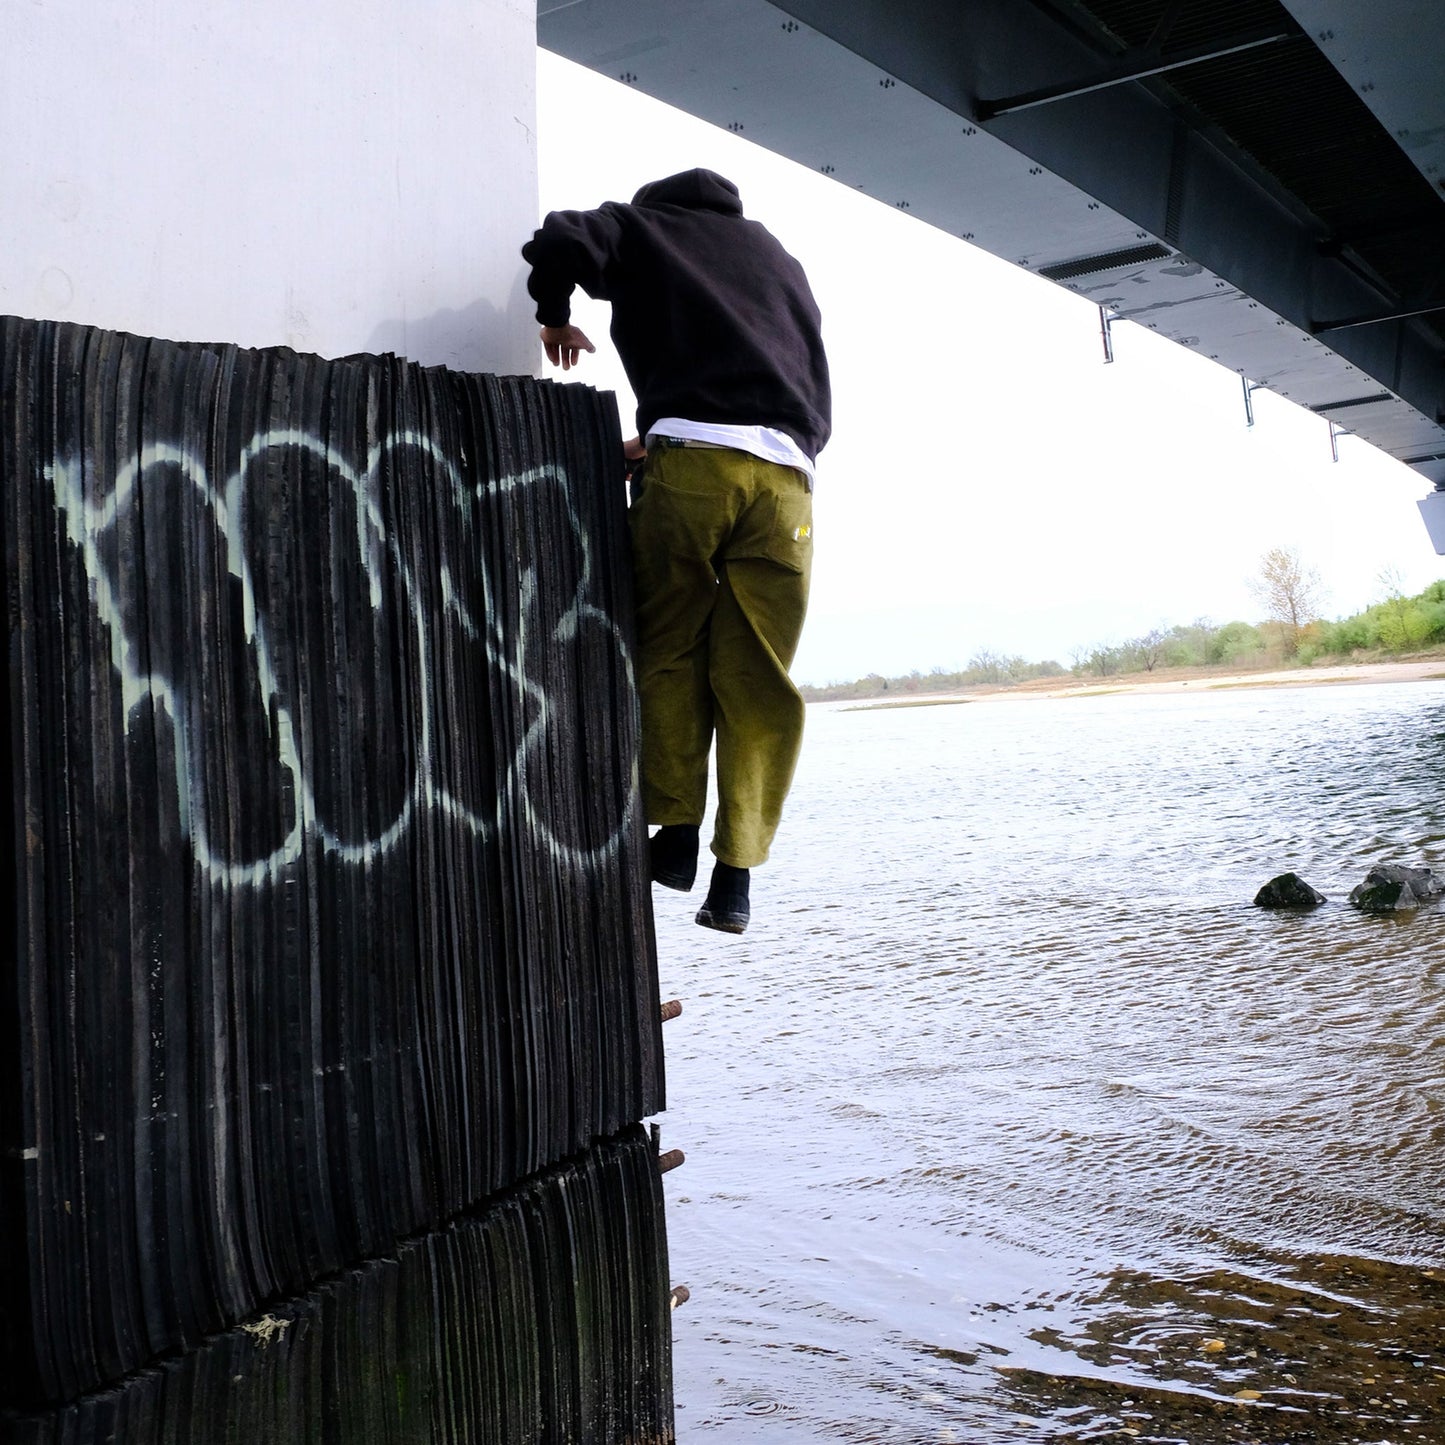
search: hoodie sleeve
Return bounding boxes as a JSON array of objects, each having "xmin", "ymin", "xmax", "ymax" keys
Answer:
[{"xmin": 521, "ymin": 204, "xmax": 628, "ymax": 327}]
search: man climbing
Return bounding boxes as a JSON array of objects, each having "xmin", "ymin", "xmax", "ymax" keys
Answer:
[{"xmin": 522, "ymin": 167, "xmax": 831, "ymax": 934}]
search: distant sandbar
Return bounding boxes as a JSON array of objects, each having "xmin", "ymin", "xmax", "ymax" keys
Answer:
[{"xmin": 835, "ymin": 658, "xmax": 1445, "ymax": 711}]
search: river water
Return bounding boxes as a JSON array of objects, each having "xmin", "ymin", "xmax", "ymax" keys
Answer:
[{"xmin": 653, "ymin": 681, "xmax": 1445, "ymax": 1444}]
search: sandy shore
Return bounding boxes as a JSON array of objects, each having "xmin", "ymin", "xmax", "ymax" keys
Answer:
[{"xmin": 836, "ymin": 657, "xmax": 1445, "ymax": 710}]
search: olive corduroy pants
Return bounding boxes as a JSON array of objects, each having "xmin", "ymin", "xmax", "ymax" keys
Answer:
[{"xmin": 630, "ymin": 441, "xmax": 812, "ymax": 869}]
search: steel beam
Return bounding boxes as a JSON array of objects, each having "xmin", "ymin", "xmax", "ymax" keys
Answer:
[
  {"xmin": 770, "ymin": 0, "xmax": 1445, "ymax": 443},
  {"xmin": 540, "ymin": 0, "xmax": 1445, "ymax": 477},
  {"xmin": 1312, "ymin": 303, "xmax": 1445, "ymax": 335},
  {"xmin": 977, "ymin": 27, "xmax": 1297, "ymax": 122}
]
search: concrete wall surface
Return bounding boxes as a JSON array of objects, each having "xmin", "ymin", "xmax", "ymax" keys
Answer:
[{"xmin": 1, "ymin": 0, "xmax": 537, "ymax": 374}]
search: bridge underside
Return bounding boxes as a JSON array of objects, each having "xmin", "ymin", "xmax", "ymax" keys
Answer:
[{"xmin": 539, "ymin": 0, "xmax": 1445, "ymax": 490}]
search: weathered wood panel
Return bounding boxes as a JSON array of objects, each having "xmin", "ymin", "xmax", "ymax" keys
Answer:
[
  {"xmin": 0, "ymin": 1129, "xmax": 673, "ymax": 1444},
  {"xmin": 0, "ymin": 317, "xmax": 662, "ymax": 1405}
]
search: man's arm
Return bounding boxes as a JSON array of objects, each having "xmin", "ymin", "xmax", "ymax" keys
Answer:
[{"xmin": 522, "ymin": 205, "xmax": 625, "ymax": 327}]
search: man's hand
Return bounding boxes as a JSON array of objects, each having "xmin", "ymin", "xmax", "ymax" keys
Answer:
[
  {"xmin": 540, "ymin": 324, "xmax": 596, "ymax": 371},
  {"xmin": 622, "ymin": 435, "xmax": 647, "ymax": 486}
]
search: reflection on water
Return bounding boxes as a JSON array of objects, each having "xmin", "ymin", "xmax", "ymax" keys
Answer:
[{"xmin": 653, "ymin": 682, "xmax": 1445, "ymax": 1443}]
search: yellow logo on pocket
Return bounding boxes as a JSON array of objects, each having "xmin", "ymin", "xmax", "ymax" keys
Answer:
[{"xmin": 793, "ymin": 524, "xmax": 811, "ymax": 542}]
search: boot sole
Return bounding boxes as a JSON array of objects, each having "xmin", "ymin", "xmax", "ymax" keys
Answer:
[{"xmin": 695, "ymin": 906, "xmax": 748, "ymax": 934}]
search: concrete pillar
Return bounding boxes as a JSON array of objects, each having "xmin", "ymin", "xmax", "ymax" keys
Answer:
[{"xmin": 0, "ymin": 0, "xmax": 537, "ymax": 374}]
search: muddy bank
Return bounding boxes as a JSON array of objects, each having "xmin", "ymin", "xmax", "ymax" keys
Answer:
[{"xmin": 997, "ymin": 1253, "xmax": 1445, "ymax": 1442}]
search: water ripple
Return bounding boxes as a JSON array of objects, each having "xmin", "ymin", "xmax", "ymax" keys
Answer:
[{"xmin": 659, "ymin": 682, "xmax": 1445, "ymax": 1441}]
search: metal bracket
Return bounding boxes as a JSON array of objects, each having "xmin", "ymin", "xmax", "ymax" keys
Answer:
[
  {"xmin": 1099, "ymin": 306, "xmax": 1117, "ymax": 364},
  {"xmin": 1241, "ymin": 376, "xmax": 1264, "ymax": 427}
]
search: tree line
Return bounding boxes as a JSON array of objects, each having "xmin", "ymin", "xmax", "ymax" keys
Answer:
[{"xmin": 801, "ymin": 549, "xmax": 1445, "ymax": 701}]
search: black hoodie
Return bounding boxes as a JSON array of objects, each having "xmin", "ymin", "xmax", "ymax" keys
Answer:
[{"xmin": 522, "ymin": 168, "xmax": 831, "ymax": 461}]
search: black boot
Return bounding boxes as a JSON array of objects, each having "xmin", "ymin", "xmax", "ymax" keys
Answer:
[
  {"xmin": 649, "ymin": 824, "xmax": 699, "ymax": 891},
  {"xmin": 696, "ymin": 862, "xmax": 750, "ymax": 934}
]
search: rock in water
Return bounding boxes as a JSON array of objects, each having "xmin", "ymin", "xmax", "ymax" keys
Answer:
[
  {"xmin": 1351, "ymin": 877, "xmax": 1409, "ymax": 912},
  {"xmin": 1254, "ymin": 872, "xmax": 1327, "ymax": 908},
  {"xmin": 1348, "ymin": 864, "xmax": 1444, "ymax": 912}
]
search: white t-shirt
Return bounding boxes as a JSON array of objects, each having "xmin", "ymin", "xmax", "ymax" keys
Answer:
[{"xmin": 647, "ymin": 416, "xmax": 815, "ymax": 486}]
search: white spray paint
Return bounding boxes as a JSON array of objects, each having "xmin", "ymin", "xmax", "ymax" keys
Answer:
[{"xmin": 46, "ymin": 431, "xmax": 636, "ymax": 886}]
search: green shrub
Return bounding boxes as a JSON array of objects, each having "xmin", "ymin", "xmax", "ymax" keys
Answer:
[
  {"xmin": 1379, "ymin": 603, "xmax": 1433, "ymax": 651},
  {"xmin": 1209, "ymin": 620, "xmax": 1264, "ymax": 665},
  {"xmin": 1315, "ymin": 615, "xmax": 1371, "ymax": 655},
  {"xmin": 1420, "ymin": 600, "xmax": 1445, "ymax": 642}
]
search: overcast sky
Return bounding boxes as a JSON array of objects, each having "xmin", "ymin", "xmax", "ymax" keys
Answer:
[{"xmin": 534, "ymin": 51, "xmax": 1443, "ymax": 686}]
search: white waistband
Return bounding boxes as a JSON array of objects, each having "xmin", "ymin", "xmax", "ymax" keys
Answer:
[{"xmin": 647, "ymin": 417, "xmax": 815, "ymax": 483}]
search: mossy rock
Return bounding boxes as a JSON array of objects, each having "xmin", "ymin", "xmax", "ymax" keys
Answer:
[
  {"xmin": 1350, "ymin": 879, "xmax": 1408, "ymax": 912},
  {"xmin": 1349, "ymin": 863, "xmax": 1442, "ymax": 912}
]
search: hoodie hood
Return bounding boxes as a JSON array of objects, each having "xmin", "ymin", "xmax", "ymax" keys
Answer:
[{"xmin": 631, "ymin": 168, "xmax": 743, "ymax": 216}]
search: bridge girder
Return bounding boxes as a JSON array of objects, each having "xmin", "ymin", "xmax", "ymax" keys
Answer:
[{"xmin": 539, "ymin": 0, "xmax": 1445, "ymax": 487}]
